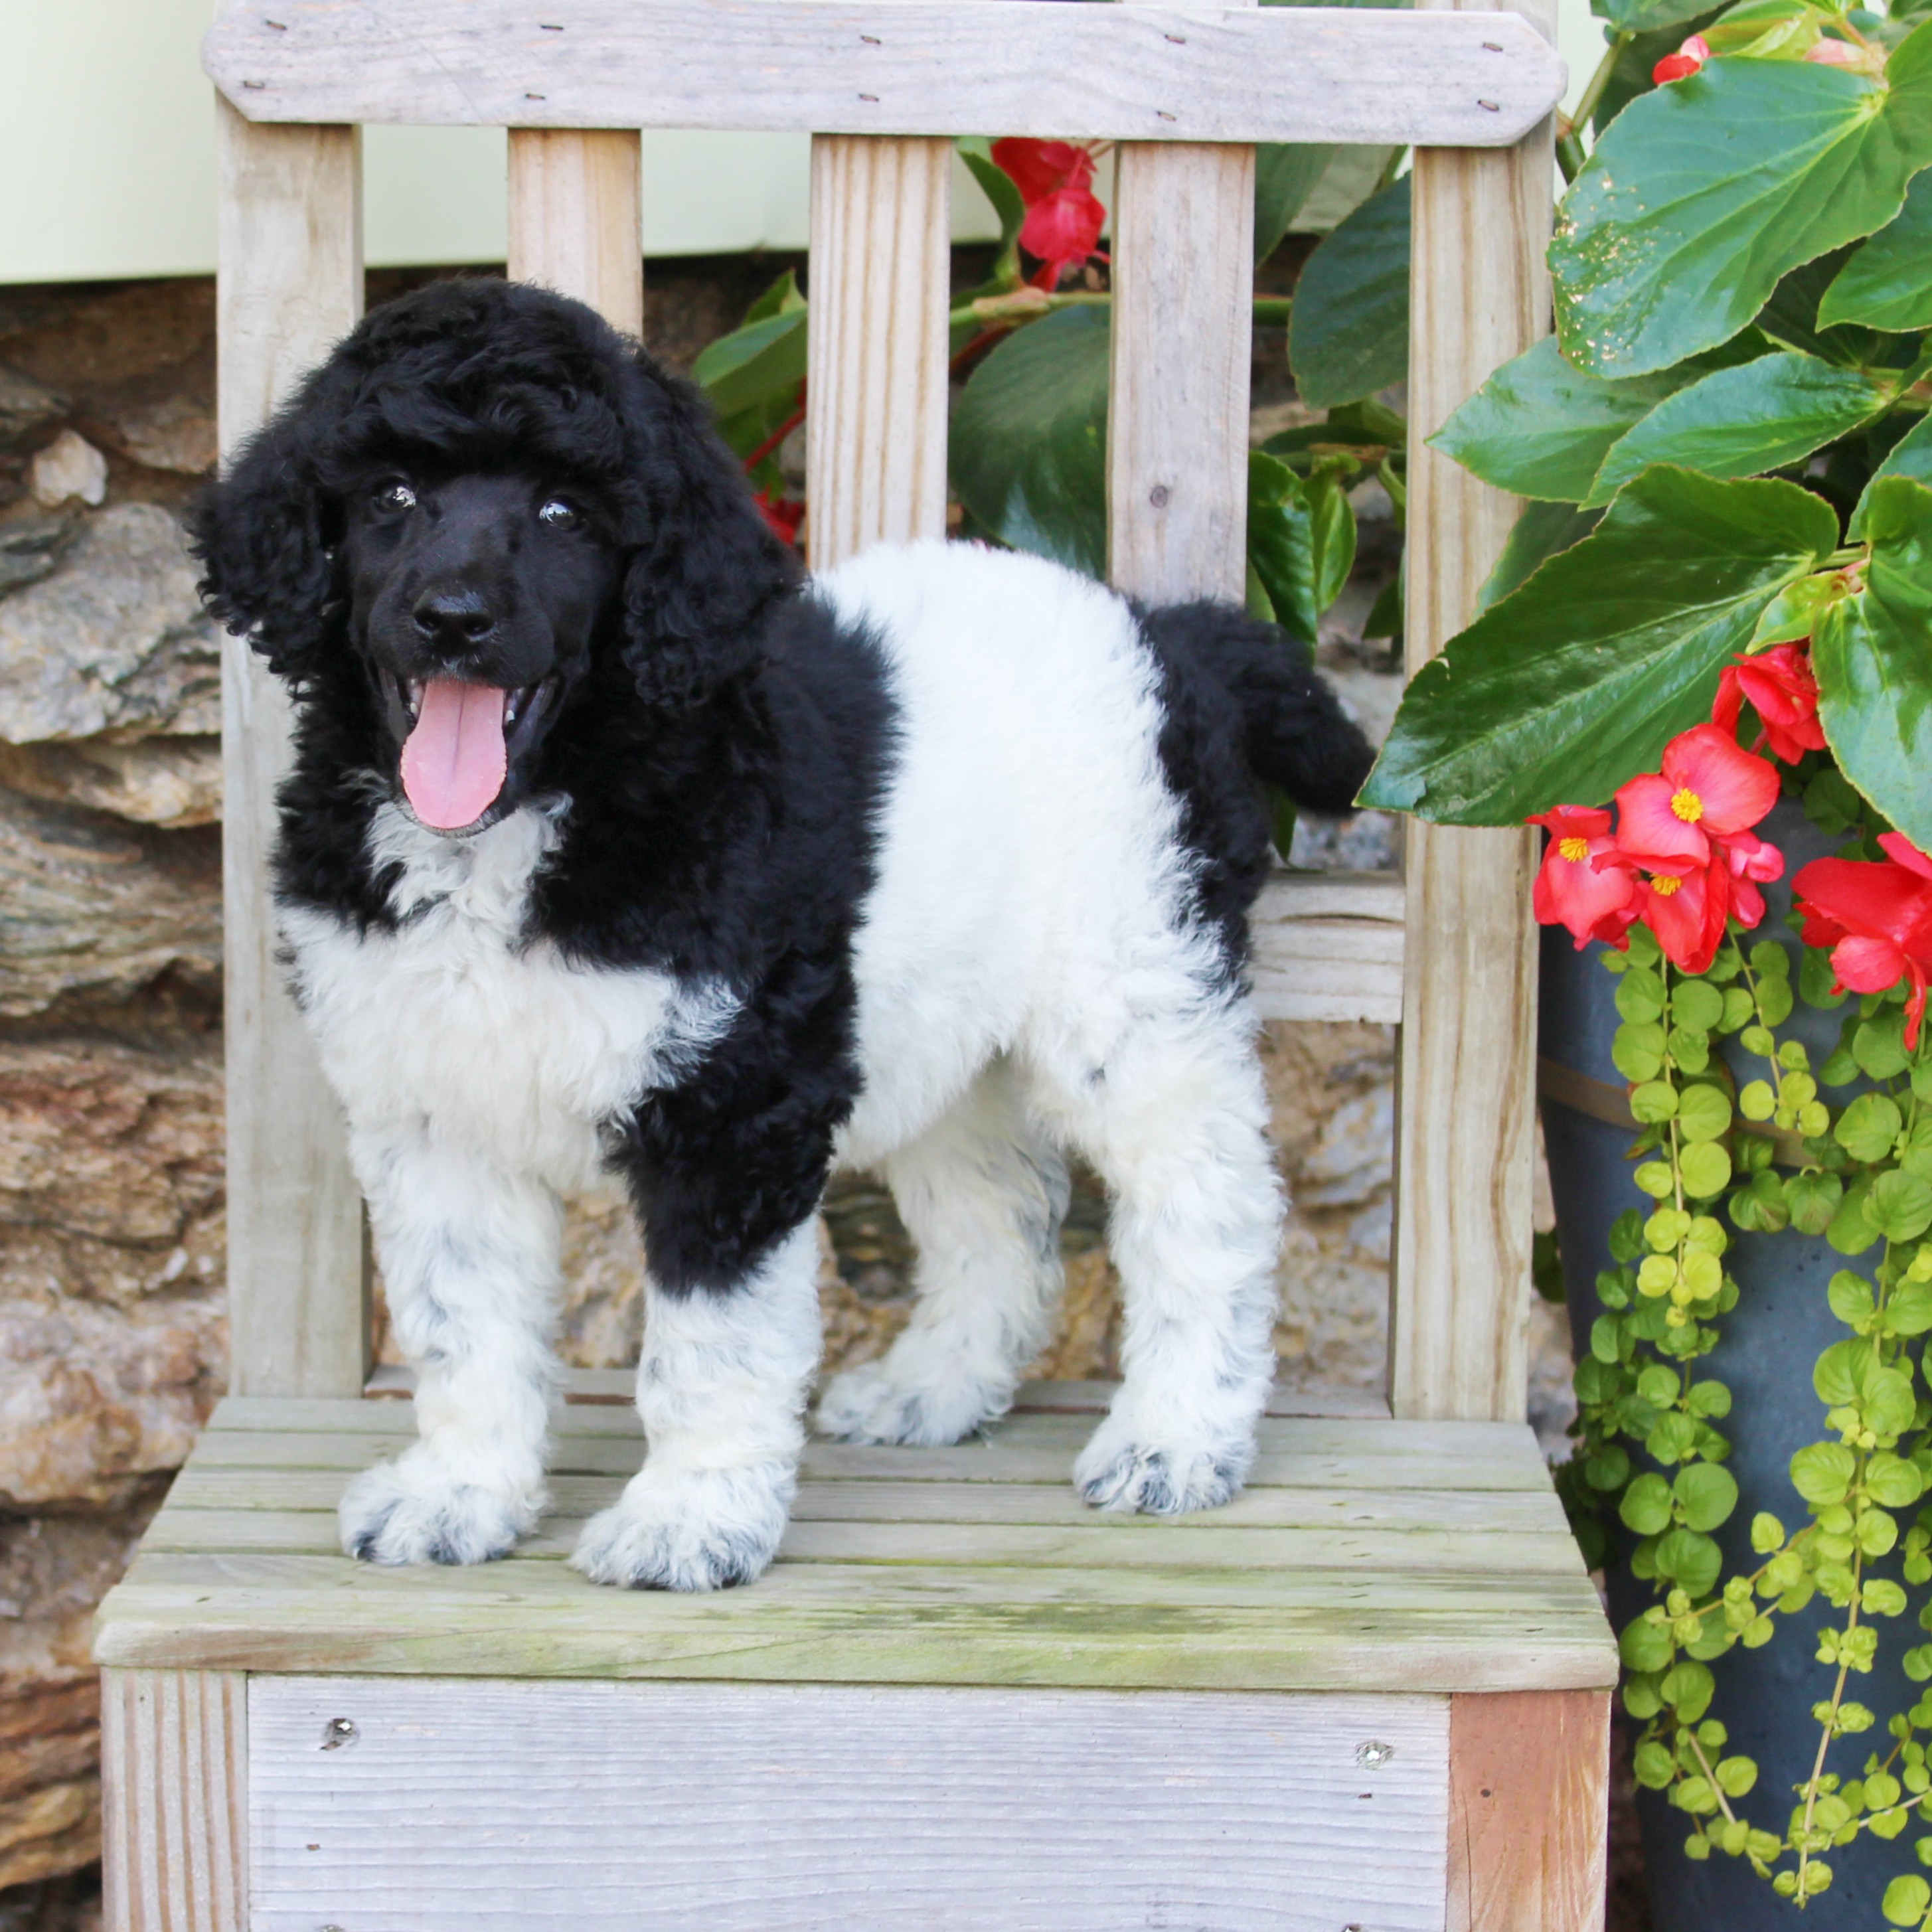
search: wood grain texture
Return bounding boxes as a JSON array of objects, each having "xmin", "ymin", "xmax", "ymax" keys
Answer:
[
  {"xmin": 248, "ymin": 1678, "xmax": 1447, "ymax": 1930},
  {"xmin": 216, "ymin": 101, "xmax": 368, "ymax": 1398},
  {"xmin": 96, "ymin": 1401, "xmax": 1615, "ymax": 1691},
  {"xmin": 100, "ymin": 1669, "xmax": 246, "ymax": 1932},
  {"xmin": 1250, "ymin": 867, "xmax": 1405, "ymax": 1022},
  {"xmin": 204, "ymin": 0, "xmax": 1566, "ymax": 145},
  {"xmin": 1389, "ymin": 0, "xmax": 1556, "ymax": 1425},
  {"xmin": 507, "ymin": 127, "xmax": 643, "ymax": 339},
  {"xmin": 1106, "ymin": 137, "xmax": 1253, "ymax": 602},
  {"xmin": 805, "ymin": 134, "xmax": 951, "ymax": 570},
  {"xmin": 1448, "ymin": 1690, "xmax": 1609, "ymax": 1932}
]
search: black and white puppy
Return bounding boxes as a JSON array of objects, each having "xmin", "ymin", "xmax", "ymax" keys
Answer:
[{"xmin": 192, "ymin": 277, "xmax": 1374, "ymax": 1591}]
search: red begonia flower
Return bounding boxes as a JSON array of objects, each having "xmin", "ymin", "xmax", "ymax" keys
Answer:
[
  {"xmin": 1635, "ymin": 862, "xmax": 1731, "ymax": 975},
  {"xmin": 1653, "ymin": 33, "xmax": 1710, "ymax": 81},
  {"xmin": 1712, "ymin": 645, "xmax": 1827, "ymax": 765},
  {"xmin": 1609, "ymin": 724, "xmax": 1780, "ymax": 872},
  {"xmin": 1793, "ymin": 839, "xmax": 1932, "ymax": 1046},
  {"xmin": 1806, "ymin": 37, "xmax": 1860, "ymax": 64},
  {"xmin": 1529, "ymin": 807, "xmax": 1638, "ymax": 949},
  {"xmin": 753, "ymin": 487, "xmax": 803, "ymax": 547},
  {"xmin": 992, "ymin": 138, "xmax": 1107, "ymax": 289}
]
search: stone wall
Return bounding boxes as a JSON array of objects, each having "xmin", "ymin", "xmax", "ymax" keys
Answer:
[{"xmin": 0, "ymin": 264, "xmax": 1574, "ymax": 1921}]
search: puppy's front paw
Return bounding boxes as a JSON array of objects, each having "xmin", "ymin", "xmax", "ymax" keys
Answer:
[
  {"xmin": 571, "ymin": 1463, "xmax": 793, "ymax": 1591},
  {"xmin": 339, "ymin": 1452, "xmax": 538, "ymax": 1565},
  {"xmin": 815, "ymin": 1356, "xmax": 1003, "ymax": 1447},
  {"xmin": 1073, "ymin": 1413, "xmax": 1251, "ymax": 1516}
]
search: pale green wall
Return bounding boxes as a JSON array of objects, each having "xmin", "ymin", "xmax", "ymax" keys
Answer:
[{"xmin": 0, "ymin": 0, "xmax": 1610, "ymax": 285}]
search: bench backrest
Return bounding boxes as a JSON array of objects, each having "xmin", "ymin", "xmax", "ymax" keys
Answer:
[{"xmin": 206, "ymin": 0, "xmax": 1562, "ymax": 1424}]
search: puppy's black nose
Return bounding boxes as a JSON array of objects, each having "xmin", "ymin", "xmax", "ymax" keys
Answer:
[{"xmin": 411, "ymin": 588, "xmax": 496, "ymax": 650}]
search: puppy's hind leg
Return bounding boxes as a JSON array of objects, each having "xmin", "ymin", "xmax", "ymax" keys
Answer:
[
  {"xmin": 339, "ymin": 1126, "xmax": 561, "ymax": 1565},
  {"xmin": 817, "ymin": 1058, "xmax": 1068, "ymax": 1446},
  {"xmin": 1053, "ymin": 989, "xmax": 1282, "ymax": 1515}
]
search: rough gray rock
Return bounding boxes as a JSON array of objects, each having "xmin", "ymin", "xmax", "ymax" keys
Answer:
[
  {"xmin": 0, "ymin": 517, "xmax": 76, "ymax": 599},
  {"xmin": 0, "ymin": 368, "xmax": 64, "ymax": 454},
  {"xmin": 0, "ymin": 786, "xmax": 220, "ymax": 1018},
  {"xmin": 0, "ymin": 737, "xmax": 220, "ymax": 830},
  {"xmin": 0, "ymin": 505, "xmax": 218, "ymax": 746}
]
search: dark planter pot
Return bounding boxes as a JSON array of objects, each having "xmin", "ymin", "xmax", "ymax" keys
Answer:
[{"xmin": 1540, "ymin": 800, "xmax": 1919, "ymax": 1930}]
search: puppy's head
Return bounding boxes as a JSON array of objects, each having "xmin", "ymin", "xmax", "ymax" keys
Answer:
[{"xmin": 191, "ymin": 277, "xmax": 797, "ymax": 833}]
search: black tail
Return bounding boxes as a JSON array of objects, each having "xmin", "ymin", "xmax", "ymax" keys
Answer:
[{"xmin": 1137, "ymin": 600, "xmax": 1375, "ymax": 814}]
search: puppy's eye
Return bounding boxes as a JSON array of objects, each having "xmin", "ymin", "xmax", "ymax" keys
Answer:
[
  {"xmin": 538, "ymin": 497, "xmax": 582, "ymax": 531},
  {"xmin": 374, "ymin": 481, "xmax": 417, "ymax": 514}
]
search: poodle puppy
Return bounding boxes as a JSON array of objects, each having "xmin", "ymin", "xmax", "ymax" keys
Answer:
[{"xmin": 191, "ymin": 277, "xmax": 1374, "ymax": 1591}]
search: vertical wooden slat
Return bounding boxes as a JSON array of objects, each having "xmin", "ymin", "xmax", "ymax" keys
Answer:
[
  {"xmin": 216, "ymin": 99, "xmax": 368, "ymax": 1398},
  {"xmin": 1104, "ymin": 139, "xmax": 1255, "ymax": 602},
  {"xmin": 102, "ymin": 1669, "xmax": 248, "ymax": 1932},
  {"xmin": 507, "ymin": 128, "xmax": 645, "ymax": 339},
  {"xmin": 1388, "ymin": 0, "xmax": 1556, "ymax": 1424},
  {"xmin": 805, "ymin": 134, "xmax": 952, "ymax": 571},
  {"xmin": 1448, "ymin": 1690, "xmax": 1609, "ymax": 1932}
]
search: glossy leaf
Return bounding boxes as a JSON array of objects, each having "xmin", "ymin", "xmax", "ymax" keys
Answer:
[
  {"xmin": 1248, "ymin": 451, "xmax": 1321, "ymax": 643},
  {"xmin": 1288, "ymin": 176, "xmax": 1409, "ymax": 409},
  {"xmin": 1255, "ymin": 145, "xmax": 1336, "ymax": 264},
  {"xmin": 1551, "ymin": 26, "xmax": 1932, "ymax": 378},
  {"xmin": 1815, "ymin": 477, "xmax": 1932, "ymax": 851},
  {"xmin": 950, "ymin": 305, "xmax": 1109, "ymax": 580},
  {"xmin": 1433, "ymin": 337, "xmax": 1686, "ymax": 503},
  {"xmin": 1477, "ymin": 501, "xmax": 1602, "ymax": 611},
  {"xmin": 956, "ymin": 137, "xmax": 1028, "ymax": 298},
  {"xmin": 1593, "ymin": 0, "xmax": 1714, "ymax": 35},
  {"xmin": 1586, "ymin": 352, "xmax": 1890, "ymax": 504},
  {"xmin": 1360, "ymin": 469, "xmax": 1837, "ymax": 823},
  {"xmin": 1852, "ymin": 409, "xmax": 1932, "ymax": 537},
  {"xmin": 1820, "ymin": 170, "xmax": 1932, "ymax": 330},
  {"xmin": 691, "ymin": 307, "xmax": 807, "ymax": 419}
]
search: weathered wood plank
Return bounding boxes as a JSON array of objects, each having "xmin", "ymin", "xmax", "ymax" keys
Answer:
[
  {"xmin": 1105, "ymin": 130, "xmax": 1253, "ymax": 601},
  {"xmin": 1449, "ymin": 1689, "xmax": 1610, "ymax": 1932},
  {"xmin": 204, "ymin": 1, "xmax": 1565, "ymax": 146},
  {"xmin": 1251, "ymin": 870, "xmax": 1406, "ymax": 1023},
  {"xmin": 98, "ymin": 1555, "xmax": 1617, "ymax": 1692},
  {"xmin": 216, "ymin": 101, "xmax": 368, "ymax": 1399},
  {"xmin": 165, "ymin": 1468, "xmax": 1564, "ymax": 1534},
  {"xmin": 100, "ymin": 1668, "xmax": 246, "ymax": 1932},
  {"xmin": 805, "ymin": 133, "xmax": 951, "ymax": 570},
  {"xmin": 507, "ymin": 127, "xmax": 643, "ymax": 339},
  {"xmin": 141, "ymin": 1504, "xmax": 1584, "ymax": 1578},
  {"xmin": 1390, "ymin": 0, "xmax": 1556, "ymax": 1425},
  {"xmin": 248, "ymin": 1678, "xmax": 1448, "ymax": 1931}
]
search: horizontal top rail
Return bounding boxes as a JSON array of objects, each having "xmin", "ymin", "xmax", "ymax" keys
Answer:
[{"xmin": 204, "ymin": 1, "xmax": 1564, "ymax": 146}]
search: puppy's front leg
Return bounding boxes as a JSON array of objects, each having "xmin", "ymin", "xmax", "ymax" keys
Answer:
[
  {"xmin": 572, "ymin": 1219, "xmax": 822, "ymax": 1591},
  {"xmin": 339, "ymin": 1125, "xmax": 561, "ymax": 1565}
]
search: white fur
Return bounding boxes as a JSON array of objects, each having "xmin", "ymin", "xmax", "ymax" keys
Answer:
[{"xmin": 290, "ymin": 540, "xmax": 1285, "ymax": 1583}]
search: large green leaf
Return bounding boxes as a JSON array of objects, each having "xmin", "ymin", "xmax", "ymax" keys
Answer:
[
  {"xmin": 691, "ymin": 307, "xmax": 807, "ymax": 418},
  {"xmin": 1853, "ymin": 409, "xmax": 1932, "ymax": 535},
  {"xmin": 1594, "ymin": 0, "xmax": 1714, "ymax": 33},
  {"xmin": 1820, "ymin": 170, "xmax": 1932, "ymax": 330},
  {"xmin": 1816, "ymin": 477, "xmax": 1932, "ymax": 848},
  {"xmin": 1288, "ymin": 176, "xmax": 1409, "ymax": 409},
  {"xmin": 1433, "ymin": 337, "xmax": 1687, "ymax": 502},
  {"xmin": 1255, "ymin": 145, "xmax": 1336, "ymax": 264},
  {"xmin": 1477, "ymin": 501, "xmax": 1603, "ymax": 610},
  {"xmin": 1551, "ymin": 24, "xmax": 1932, "ymax": 378},
  {"xmin": 1587, "ymin": 351, "xmax": 1891, "ymax": 503},
  {"xmin": 950, "ymin": 305, "xmax": 1109, "ymax": 578},
  {"xmin": 1360, "ymin": 469, "xmax": 1838, "ymax": 822},
  {"xmin": 1247, "ymin": 451, "xmax": 1360, "ymax": 643}
]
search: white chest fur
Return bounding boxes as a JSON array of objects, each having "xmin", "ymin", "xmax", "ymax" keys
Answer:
[{"xmin": 279, "ymin": 802, "xmax": 740, "ymax": 1192}]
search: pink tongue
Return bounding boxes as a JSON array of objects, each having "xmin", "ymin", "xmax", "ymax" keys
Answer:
[{"xmin": 400, "ymin": 679, "xmax": 509, "ymax": 829}]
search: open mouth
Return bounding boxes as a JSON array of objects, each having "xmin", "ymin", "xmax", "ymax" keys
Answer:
[{"xmin": 393, "ymin": 674, "xmax": 559, "ymax": 831}]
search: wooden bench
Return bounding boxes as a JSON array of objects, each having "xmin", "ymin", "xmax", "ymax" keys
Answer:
[{"xmin": 95, "ymin": 3, "xmax": 1616, "ymax": 1925}]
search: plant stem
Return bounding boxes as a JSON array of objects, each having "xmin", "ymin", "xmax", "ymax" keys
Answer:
[
  {"xmin": 1557, "ymin": 32, "xmax": 1631, "ymax": 181},
  {"xmin": 1683, "ymin": 1728, "xmax": 1741, "ymax": 1828},
  {"xmin": 1797, "ymin": 1553, "xmax": 1862, "ymax": 1901}
]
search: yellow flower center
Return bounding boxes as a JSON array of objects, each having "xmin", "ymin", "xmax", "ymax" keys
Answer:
[
  {"xmin": 1670, "ymin": 787, "xmax": 1704, "ymax": 823},
  {"xmin": 1652, "ymin": 874, "xmax": 1683, "ymax": 896},
  {"xmin": 1558, "ymin": 836, "xmax": 1591, "ymax": 862}
]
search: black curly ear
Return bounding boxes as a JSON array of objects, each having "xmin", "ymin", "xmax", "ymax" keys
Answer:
[
  {"xmin": 187, "ymin": 362, "xmax": 351, "ymax": 686},
  {"xmin": 619, "ymin": 369, "xmax": 799, "ymax": 710}
]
